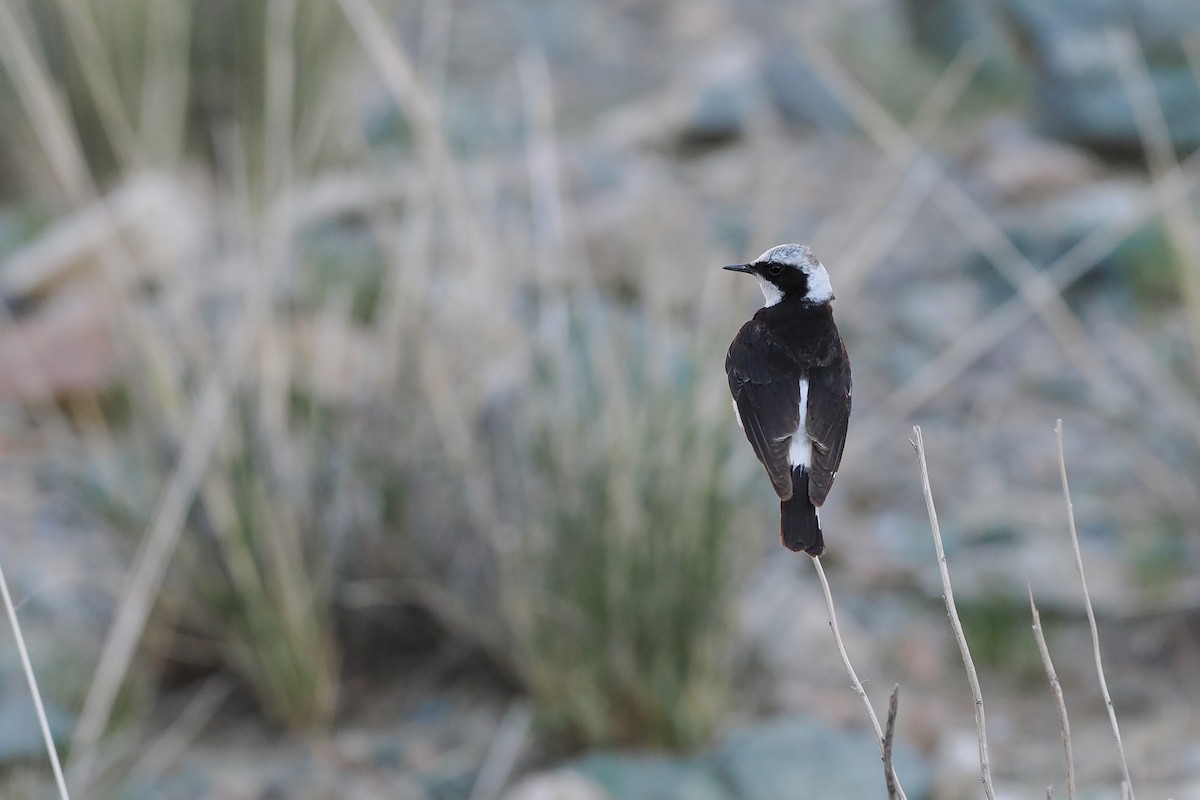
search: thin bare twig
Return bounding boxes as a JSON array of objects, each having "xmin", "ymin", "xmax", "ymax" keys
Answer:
[
  {"xmin": 884, "ymin": 684, "xmax": 901, "ymax": 800},
  {"xmin": 810, "ymin": 556, "xmax": 907, "ymax": 800},
  {"xmin": 1029, "ymin": 585, "xmax": 1076, "ymax": 800},
  {"xmin": 1056, "ymin": 420, "xmax": 1135, "ymax": 799},
  {"xmin": 910, "ymin": 426, "xmax": 996, "ymax": 800},
  {"xmin": 0, "ymin": 555, "xmax": 70, "ymax": 800}
]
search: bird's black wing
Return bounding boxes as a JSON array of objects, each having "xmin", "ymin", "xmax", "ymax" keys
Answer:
[
  {"xmin": 726, "ymin": 319, "xmax": 801, "ymax": 500},
  {"xmin": 805, "ymin": 339, "xmax": 851, "ymax": 507}
]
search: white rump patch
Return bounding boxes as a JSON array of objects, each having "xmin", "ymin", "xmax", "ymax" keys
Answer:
[
  {"xmin": 788, "ymin": 378, "xmax": 811, "ymax": 469},
  {"xmin": 731, "ymin": 398, "xmax": 744, "ymax": 430}
]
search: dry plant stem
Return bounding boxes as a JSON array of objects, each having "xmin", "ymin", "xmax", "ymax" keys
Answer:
[
  {"xmin": 808, "ymin": 17, "xmax": 1200, "ymax": 464},
  {"xmin": 803, "ymin": 36, "xmax": 1113, "ymax": 391},
  {"xmin": 844, "ymin": 146, "xmax": 1200, "ymax": 466},
  {"xmin": 69, "ymin": 321, "xmax": 254, "ymax": 787},
  {"xmin": 815, "ymin": 44, "xmax": 982, "ymax": 277},
  {"xmin": 1056, "ymin": 420, "xmax": 1135, "ymax": 799},
  {"xmin": 910, "ymin": 426, "xmax": 996, "ymax": 800},
  {"xmin": 810, "ymin": 556, "xmax": 907, "ymax": 800},
  {"xmin": 884, "ymin": 685, "xmax": 901, "ymax": 800},
  {"xmin": 1110, "ymin": 27, "xmax": 1200, "ymax": 370},
  {"xmin": 468, "ymin": 703, "xmax": 533, "ymax": 800},
  {"xmin": 336, "ymin": 0, "xmax": 488, "ymax": 268},
  {"xmin": 128, "ymin": 677, "xmax": 233, "ymax": 784},
  {"xmin": 1029, "ymin": 586, "xmax": 1076, "ymax": 800},
  {"xmin": 0, "ymin": 555, "xmax": 70, "ymax": 800}
]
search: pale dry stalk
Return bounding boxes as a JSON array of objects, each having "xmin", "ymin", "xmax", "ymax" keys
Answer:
[
  {"xmin": 810, "ymin": 556, "xmax": 907, "ymax": 800},
  {"xmin": 1056, "ymin": 420, "xmax": 1135, "ymax": 798},
  {"xmin": 910, "ymin": 426, "xmax": 996, "ymax": 800},
  {"xmin": 1029, "ymin": 586, "xmax": 1076, "ymax": 800},
  {"xmin": 0, "ymin": 555, "xmax": 70, "ymax": 799}
]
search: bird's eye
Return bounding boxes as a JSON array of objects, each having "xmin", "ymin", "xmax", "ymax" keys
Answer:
[{"xmin": 768, "ymin": 264, "xmax": 783, "ymax": 277}]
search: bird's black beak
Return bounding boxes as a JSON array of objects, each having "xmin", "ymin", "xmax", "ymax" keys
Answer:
[{"xmin": 723, "ymin": 263, "xmax": 752, "ymax": 273}]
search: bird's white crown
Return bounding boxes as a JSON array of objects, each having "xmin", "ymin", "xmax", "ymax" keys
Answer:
[{"xmin": 754, "ymin": 243, "xmax": 834, "ymax": 304}]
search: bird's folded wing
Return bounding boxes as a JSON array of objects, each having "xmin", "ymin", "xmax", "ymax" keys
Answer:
[
  {"xmin": 805, "ymin": 351, "xmax": 851, "ymax": 507},
  {"xmin": 726, "ymin": 322, "xmax": 801, "ymax": 500}
]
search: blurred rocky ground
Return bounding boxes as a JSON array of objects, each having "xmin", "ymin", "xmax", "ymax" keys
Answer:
[{"xmin": 1, "ymin": 0, "xmax": 1199, "ymax": 798}]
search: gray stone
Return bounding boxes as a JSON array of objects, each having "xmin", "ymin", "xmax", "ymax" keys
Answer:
[
  {"xmin": 680, "ymin": 47, "xmax": 764, "ymax": 148},
  {"xmin": 714, "ymin": 716, "xmax": 933, "ymax": 800},
  {"xmin": 1007, "ymin": 0, "xmax": 1200, "ymax": 153},
  {"xmin": 905, "ymin": 0, "xmax": 1200, "ymax": 153},
  {"xmin": 570, "ymin": 753, "xmax": 732, "ymax": 800},
  {"xmin": 760, "ymin": 47, "xmax": 856, "ymax": 132},
  {"xmin": 901, "ymin": 0, "xmax": 1016, "ymax": 73},
  {"xmin": 503, "ymin": 769, "xmax": 612, "ymax": 800}
]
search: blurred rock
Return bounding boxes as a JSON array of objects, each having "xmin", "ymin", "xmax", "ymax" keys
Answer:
[
  {"xmin": 503, "ymin": 770, "xmax": 611, "ymax": 800},
  {"xmin": 0, "ymin": 172, "xmax": 212, "ymax": 403},
  {"xmin": 570, "ymin": 754, "xmax": 730, "ymax": 800},
  {"xmin": 714, "ymin": 716, "xmax": 933, "ymax": 800},
  {"xmin": 901, "ymin": 0, "xmax": 1015, "ymax": 70},
  {"xmin": 682, "ymin": 46, "xmax": 764, "ymax": 148},
  {"xmin": 966, "ymin": 118, "xmax": 1106, "ymax": 203},
  {"xmin": 0, "ymin": 285, "xmax": 120, "ymax": 400},
  {"xmin": 907, "ymin": 0, "xmax": 1200, "ymax": 153},
  {"xmin": 0, "ymin": 172, "xmax": 210, "ymax": 301},
  {"xmin": 601, "ymin": 43, "xmax": 766, "ymax": 151},
  {"xmin": 1015, "ymin": 0, "xmax": 1200, "ymax": 153},
  {"xmin": 760, "ymin": 45, "xmax": 855, "ymax": 132}
]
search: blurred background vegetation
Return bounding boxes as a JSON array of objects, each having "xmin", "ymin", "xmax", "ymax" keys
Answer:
[{"xmin": 0, "ymin": 0, "xmax": 1197, "ymax": 798}]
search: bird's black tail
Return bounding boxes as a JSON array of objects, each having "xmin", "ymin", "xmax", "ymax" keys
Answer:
[{"xmin": 781, "ymin": 467, "xmax": 824, "ymax": 556}]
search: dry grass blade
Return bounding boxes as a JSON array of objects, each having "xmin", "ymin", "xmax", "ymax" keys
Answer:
[
  {"xmin": 1055, "ymin": 420, "xmax": 1135, "ymax": 799},
  {"xmin": 69, "ymin": 320, "xmax": 254, "ymax": 788},
  {"xmin": 847, "ymin": 153, "xmax": 1200, "ymax": 462},
  {"xmin": 810, "ymin": 556, "xmax": 907, "ymax": 800},
  {"xmin": 816, "ymin": 43, "xmax": 983, "ymax": 282},
  {"xmin": 910, "ymin": 426, "xmax": 996, "ymax": 800},
  {"xmin": 0, "ymin": 555, "xmax": 70, "ymax": 799},
  {"xmin": 884, "ymin": 684, "xmax": 900, "ymax": 800},
  {"xmin": 0, "ymin": 0, "xmax": 90, "ymax": 193},
  {"xmin": 1029, "ymin": 585, "xmax": 1076, "ymax": 800},
  {"xmin": 49, "ymin": 0, "xmax": 142, "ymax": 170},
  {"xmin": 335, "ymin": 0, "xmax": 487, "ymax": 267},
  {"xmin": 468, "ymin": 703, "xmax": 533, "ymax": 800},
  {"xmin": 1109, "ymin": 26, "xmax": 1200, "ymax": 368},
  {"xmin": 809, "ymin": 19, "xmax": 1200, "ymax": 462},
  {"xmin": 801, "ymin": 36, "xmax": 1113, "ymax": 392},
  {"xmin": 127, "ymin": 677, "xmax": 233, "ymax": 785},
  {"xmin": 814, "ymin": 30, "xmax": 1200, "ymax": 456}
]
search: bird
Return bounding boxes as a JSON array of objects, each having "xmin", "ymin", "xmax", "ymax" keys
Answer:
[{"xmin": 724, "ymin": 244, "xmax": 851, "ymax": 556}]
